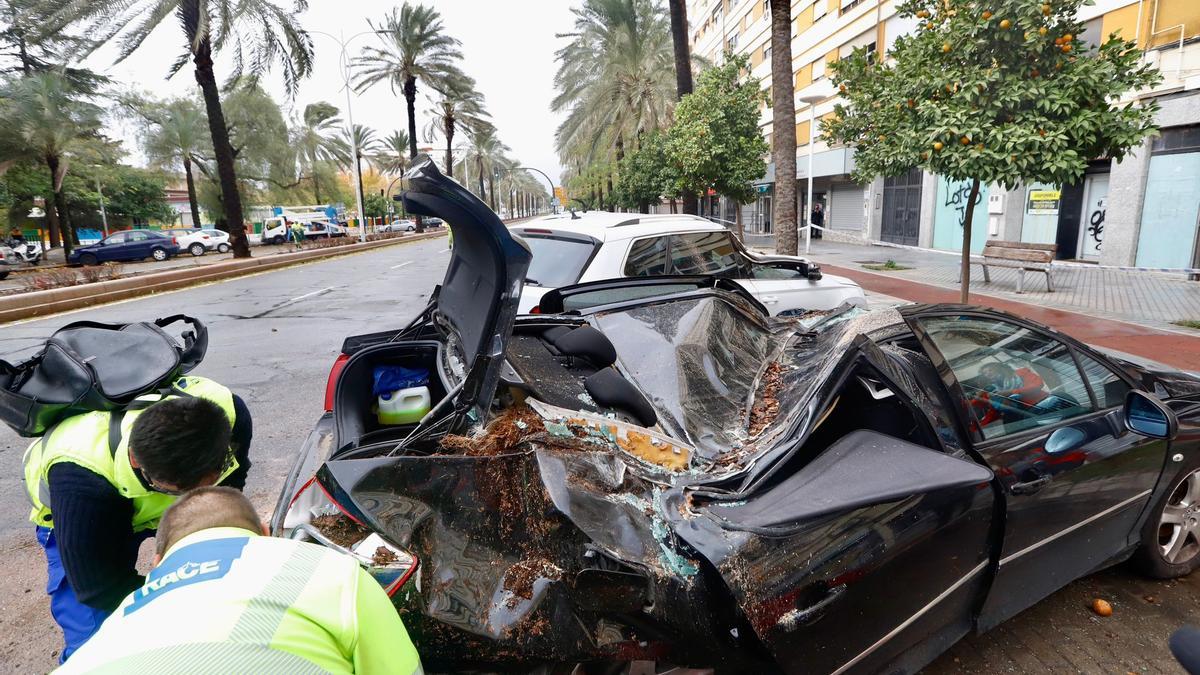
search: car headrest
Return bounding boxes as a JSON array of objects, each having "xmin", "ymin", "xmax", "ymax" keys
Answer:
[
  {"xmin": 585, "ymin": 368, "xmax": 657, "ymax": 427},
  {"xmin": 547, "ymin": 325, "xmax": 617, "ymax": 368}
]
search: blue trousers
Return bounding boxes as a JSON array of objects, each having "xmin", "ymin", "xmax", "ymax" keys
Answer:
[{"xmin": 36, "ymin": 526, "xmax": 112, "ymax": 663}]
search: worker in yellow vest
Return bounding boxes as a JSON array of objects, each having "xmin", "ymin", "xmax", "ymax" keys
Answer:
[
  {"xmin": 57, "ymin": 486, "xmax": 423, "ymax": 674},
  {"xmin": 23, "ymin": 376, "xmax": 252, "ymax": 662}
]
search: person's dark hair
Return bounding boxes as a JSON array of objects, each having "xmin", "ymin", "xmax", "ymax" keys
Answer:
[
  {"xmin": 129, "ymin": 397, "xmax": 231, "ymax": 490},
  {"xmin": 155, "ymin": 486, "xmax": 263, "ymax": 556}
]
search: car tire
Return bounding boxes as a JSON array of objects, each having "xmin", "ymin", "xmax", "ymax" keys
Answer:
[
  {"xmin": 271, "ymin": 235, "xmax": 285, "ymax": 245},
  {"xmin": 0, "ymin": 270, "xmax": 8, "ymax": 280},
  {"xmin": 188, "ymin": 243, "xmax": 206, "ymax": 256},
  {"xmin": 151, "ymin": 248, "xmax": 169, "ymax": 262},
  {"xmin": 79, "ymin": 253, "xmax": 98, "ymax": 267},
  {"xmin": 217, "ymin": 243, "xmax": 231, "ymax": 253},
  {"xmin": 1134, "ymin": 455, "xmax": 1200, "ymax": 579}
]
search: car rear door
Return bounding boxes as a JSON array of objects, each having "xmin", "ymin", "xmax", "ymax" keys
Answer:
[
  {"xmin": 906, "ymin": 310, "xmax": 1164, "ymax": 628},
  {"xmin": 674, "ymin": 339, "xmax": 995, "ymax": 674}
]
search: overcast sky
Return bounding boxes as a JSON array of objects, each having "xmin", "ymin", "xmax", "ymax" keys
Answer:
[{"xmin": 86, "ymin": 1, "xmax": 577, "ymax": 185}]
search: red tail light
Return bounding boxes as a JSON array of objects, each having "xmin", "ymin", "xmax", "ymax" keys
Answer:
[
  {"xmin": 323, "ymin": 353, "xmax": 350, "ymax": 412},
  {"xmin": 172, "ymin": 237, "xmax": 178, "ymax": 245},
  {"xmin": 530, "ymin": 305, "xmax": 541, "ymax": 314}
]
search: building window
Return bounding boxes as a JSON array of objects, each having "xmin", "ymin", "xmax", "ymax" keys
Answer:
[
  {"xmin": 712, "ymin": 4, "xmax": 722, "ymax": 22},
  {"xmin": 1151, "ymin": 126, "xmax": 1200, "ymax": 156},
  {"xmin": 763, "ymin": 44, "xmax": 771, "ymax": 62},
  {"xmin": 865, "ymin": 42, "xmax": 877, "ymax": 64},
  {"xmin": 728, "ymin": 33, "xmax": 738, "ymax": 50},
  {"xmin": 763, "ymin": 0, "xmax": 769, "ymax": 14},
  {"xmin": 811, "ymin": 57, "xmax": 826, "ymax": 80},
  {"xmin": 813, "ymin": 0, "xmax": 828, "ymax": 20},
  {"xmin": 841, "ymin": 0, "xmax": 865, "ymax": 13}
]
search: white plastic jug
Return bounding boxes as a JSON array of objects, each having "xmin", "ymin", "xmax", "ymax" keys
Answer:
[{"xmin": 377, "ymin": 386, "xmax": 431, "ymax": 425}]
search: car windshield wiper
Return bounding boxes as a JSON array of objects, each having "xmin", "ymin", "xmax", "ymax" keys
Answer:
[{"xmin": 525, "ymin": 278, "xmax": 542, "ymax": 286}]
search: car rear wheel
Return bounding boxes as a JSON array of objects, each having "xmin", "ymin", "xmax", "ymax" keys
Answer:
[
  {"xmin": 0, "ymin": 271, "xmax": 8, "ymax": 280},
  {"xmin": 151, "ymin": 247, "xmax": 169, "ymax": 262},
  {"xmin": 188, "ymin": 243, "xmax": 206, "ymax": 256},
  {"xmin": 271, "ymin": 235, "xmax": 285, "ymax": 245},
  {"xmin": 79, "ymin": 253, "xmax": 98, "ymax": 267},
  {"xmin": 217, "ymin": 243, "xmax": 231, "ymax": 253},
  {"xmin": 1135, "ymin": 456, "xmax": 1200, "ymax": 578}
]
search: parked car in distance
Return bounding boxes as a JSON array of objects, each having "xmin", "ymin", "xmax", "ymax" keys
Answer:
[
  {"xmin": 260, "ymin": 217, "xmax": 348, "ymax": 244},
  {"xmin": 0, "ymin": 244, "xmax": 19, "ymax": 280},
  {"xmin": 272, "ymin": 157, "xmax": 1200, "ymax": 674},
  {"xmin": 201, "ymin": 229, "xmax": 232, "ymax": 253},
  {"xmin": 378, "ymin": 219, "xmax": 416, "ymax": 233},
  {"xmin": 510, "ymin": 212, "xmax": 865, "ymax": 315},
  {"xmin": 161, "ymin": 228, "xmax": 215, "ymax": 257},
  {"xmin": 68, "ymin": 230, "xmax": 180, "ymax": 266}
]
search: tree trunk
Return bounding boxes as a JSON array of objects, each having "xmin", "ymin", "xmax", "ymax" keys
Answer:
[
  {"xmin": 736, "ymin": 201, "xmax": 745, "ymax": 241},
  {"xmin": 403, "ymin": 75, "xmax": 424, "ymax": 233},
  {"xmin": 667, "ymin": 0, "xmax": 697, "ymax": 215},
  {"xmin": 193, "ymin": 39, "xmax": 250, "ymax": 257},
  {"xmin": 959, "ymin": 178, "xmax": 981, "ymax": 303},
  {"xmin": 355, "ymin": 153, "xmax": 367, "ymax": 229},
  {"xmin": 312, "ymin": 169, "xmax": 322, "ymax": 204},
  {"xmin": 770, "ymin": 0, "xmax": 799, "ymax": 255},
  {"xmin": 477, "ymin": 156, "xmax": 486, "ymax": 199},
  {"xmin": 45, "ymin": 154, "xmax": 72, "ymax": 256},
  {"xmin": 183, "ymin": 157, "xmax": 202, "ymax": 229}
]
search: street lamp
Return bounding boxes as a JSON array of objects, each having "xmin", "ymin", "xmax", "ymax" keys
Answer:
[
  {"xmin": 798, "ymin": 92, "xmax": 826, "ymax": 256},
  {"xmin": 493, "ymin": 166, "xmax": 557, "ymax": 215},
  {"xmin": 304, "ymin": 29, "xmax": 389, "ymax": 243}
]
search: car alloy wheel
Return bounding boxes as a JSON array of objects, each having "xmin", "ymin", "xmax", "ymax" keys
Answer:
[
  {"xmin": 151, "ymin": 248, "xmax": 168, "ymax": 261},
  {"xmin": 80, "ymin": 253, "xmax": 98, "ymax": 266},
  {"xmin": 217, "ymin": 243, "xmax": 231, "ymax": 253},
  {"xmin": 1159, "ymin": 468, "xmax": 1200, "ymax": 564},
  {"xmin": 189, "ymin": 243, "xmax": 206, "ymax": 256}
]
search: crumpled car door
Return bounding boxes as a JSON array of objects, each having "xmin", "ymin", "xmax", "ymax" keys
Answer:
[{"xmin": 667, "ymin": 338, "xmax": 996, "ymax": 674}]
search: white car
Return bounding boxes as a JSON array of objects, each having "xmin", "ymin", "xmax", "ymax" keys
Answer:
[
  {"xmin": 379, "ymin": 219, "xmax": 416, "ymax": 233},
  {"xmin": 510, "ymin": 212, "xmax": 865, "ymax": 316},
  {"xmin": 201, "ymin": 229, "xmax": 232, "ymax": 253},
  {"xmin": 162, "ymin": 228, "xmax": 216, "ymax": 257}
]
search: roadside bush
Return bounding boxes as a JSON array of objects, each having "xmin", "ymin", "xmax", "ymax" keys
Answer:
[
  {"xmin": 79, "ymin": 263, "xmax": 123, "ymax": 283},
  {"xmin": 20, "ymin": 268, "xmax": 81, "ymax": 292}
]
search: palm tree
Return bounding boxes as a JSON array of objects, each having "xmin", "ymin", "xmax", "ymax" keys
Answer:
[
  {"xmin": 49, "ymin": 0, "xmax": 314, "ymax": 257},
  {"xmin": 0, "ymin": 71, "xmax": 102, "ymax": 255},
  {"xmin": 666, "ymin": 0, "xmax": 696, "ymax": 215},
  {"xmin": 423, "ymin": 79, "xmax": 490, "ymax": 176},
  {"xmin": 293, "ymin": 101, "xmax": 350, "ymax": 204},
  {"xmin": 139, "ymin": 97, "xmax": 209, "ymax": 229},
  {"xmin": 770, "ymin": 0, "xmax": 798, "ymax": 255},
  {"xmin": 552, "ymin": 0, "xmax": 677, "ymax": 207},
  {"xmin": 354, "ymin": 3, "xmax": 467, "ymax": 162},
  {"xmin": 459, "ymin": 127, "xmax": 509, "ymax": 208},
  {"xmin": 341, "ymin": 124, "xmax": 381, "ymax": 221},
  {"xmin": 376, "ymin": 130, "xmax": 411, "ymax": 175}
]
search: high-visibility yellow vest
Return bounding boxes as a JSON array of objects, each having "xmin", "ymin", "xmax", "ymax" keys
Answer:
[
  {"xmin": 55, "ymin": 527, "xmax": 423, "ymax": 675},
  {"xmin": 23, "ymin": 376, "xmax": 238, "ymax": 531}
]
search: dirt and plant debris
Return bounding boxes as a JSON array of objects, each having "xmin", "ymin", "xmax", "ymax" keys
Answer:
[
  {"xmin": 439, "ymin": 404, "xmax": 545, "ymax": 456},
  {"xmin": 373, "ymin": 546, "xmax": 399, "ymax": 565},
  {"xmin": 502, "ymin": 559, "xmax": 564, "ymax": 607},
  {"xmin": 748, "ymin": 362, "xmax": 785, "ymax": 436},
  {"xmin": 312, "ymin": 513, "xmax": 369, "ymax": 548}
]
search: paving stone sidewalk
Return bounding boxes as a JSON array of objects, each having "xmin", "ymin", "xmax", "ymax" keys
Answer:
[{"xmin": 792, "ymin": 239, "xmax": 1200, "ymax": 334}]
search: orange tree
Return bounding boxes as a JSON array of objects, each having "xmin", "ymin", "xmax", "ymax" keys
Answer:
[{"xmin": 822, "ymin": 0, "xmax": 1159, "ymax": 301}]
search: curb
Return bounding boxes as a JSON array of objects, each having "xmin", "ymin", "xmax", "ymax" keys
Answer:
[{"xmin": 0, "ymin": 232, "xmax": 445, "ymax": 324}]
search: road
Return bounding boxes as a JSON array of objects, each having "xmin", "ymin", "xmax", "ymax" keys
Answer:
[{"xmin": 0, "ymin": 235, "xmax": 1196, "ymax": 673}]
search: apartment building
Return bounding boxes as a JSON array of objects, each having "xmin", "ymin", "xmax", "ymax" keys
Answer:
[{"xmin": 690, "ymin": 0, "xmax": 1200, "ymax": 268}]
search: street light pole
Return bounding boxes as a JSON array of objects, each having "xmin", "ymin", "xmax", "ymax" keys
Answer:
[
  {"xmin": 799, "ymin": 93, "xmax": 825, "ymax": 256},
  {"xmin": 96, "ymin": 177, "xmax": 110, "ymax": 237},
  {"xmin": 306, "ymin": 29, "xmax": 387, "ymax": 243},
  {"xmin": 495, "ymin": 166, "xmax": 557, "ymax": 215}
]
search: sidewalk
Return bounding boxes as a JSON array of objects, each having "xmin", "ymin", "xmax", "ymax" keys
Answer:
[{"xmin": 782, "ymin": 239, "xmax": 1200, "ymax": 371}]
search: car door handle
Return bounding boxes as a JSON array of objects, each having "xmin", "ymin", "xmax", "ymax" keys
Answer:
[
  {"xmin": 1010, "ymin": 475, "xmax": 1052, "ymax": 495},
  {"xmin": 789, "ymin": 584, "xmax": 846, "ymax": 626}
]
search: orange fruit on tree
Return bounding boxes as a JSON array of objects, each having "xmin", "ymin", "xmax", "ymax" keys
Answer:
[
  {"xmin": 1042, "ymin": 3, "xmax": 1051, "ymax": 15},
  {"xmin": 839, "ymin": 83, "xmax": 847, "ymax": 92},
  {"xmin": 1062, "ymin": 33, "xmax": 1073, "ymax": 42},
  {"xmin": 982, "ymin": 10, "xmax": 992, "ymax": 19},
  {"xmin": 1061, "ymin": 44, "xmax": 1072, "ymax": 52},
  {"xmin": 999, "ymin": 19, "xmax": 1011, "ymax": 29},
  {"xmin": 1039, "ymin": 129, "xmax": 1047, "ymax": 137},
  {"xmin": 907, "ymin": 98, "xmax": 915, "ymax": 107},
  {"xmin": 942, "ymin": 42, "xmax": 952, "ymax": 53},
  {"xmin": 1054, "ymin": 36, "xmax": 1063, "ymax": 45},
  {"xmin": 1039, "ymin": 26, "xmax": 1048, "ymax": 35},
  {"xmin": 1031, "ymin": 69, "xmax": 1039, "ymax": 77},
  {"xmin": 960, "ymin": 136, "xmax": 971, "ymax": 145},
  {"xmin": 932, "ymin": 141, "xmax": 944, "ymax": 151}
]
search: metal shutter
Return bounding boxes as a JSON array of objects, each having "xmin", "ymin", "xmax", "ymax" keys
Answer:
[{"xmin": 829, "ymin": 183, "xmax": 863, "ymax": 232}]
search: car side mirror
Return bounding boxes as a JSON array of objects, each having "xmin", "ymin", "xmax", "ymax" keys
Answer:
[
  {"xmin": 1124, "ymin": 389, "xmax": 1177, "ymax": 440},
  {"xmin": 806, "ymin": 263, "xmax": 823, "ymax": 281}
]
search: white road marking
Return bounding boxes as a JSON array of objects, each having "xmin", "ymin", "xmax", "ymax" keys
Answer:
[
  {"xmin": 283, "ymin": 286, "xmax": 335, "ymax": 305},
  {"xmin": 440, "ymin": 248, "xmax": 451, "ymax": 253},
  {"xmin": 391, "ymin": 261, "xmax": 414, "ymax": 270}
]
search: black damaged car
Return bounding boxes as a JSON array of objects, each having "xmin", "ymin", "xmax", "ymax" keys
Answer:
[{"xmin": 271, "ymin": 156, "xmax": 1200, "ymax": 674}]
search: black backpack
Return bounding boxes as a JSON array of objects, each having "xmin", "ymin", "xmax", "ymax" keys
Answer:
[{"xmin": 0, "ymin": 315, "xmax": 207, "ymax": 437}]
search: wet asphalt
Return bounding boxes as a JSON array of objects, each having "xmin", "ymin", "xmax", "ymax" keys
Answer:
[{"xmin": 0, "ymin": 235, "xmax": 450, "ymax": 672}]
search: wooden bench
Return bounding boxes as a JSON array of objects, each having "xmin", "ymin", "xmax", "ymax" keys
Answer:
[{"xmin": 960, "ymin": 240, "xmax": 1057, "ymax": 293}]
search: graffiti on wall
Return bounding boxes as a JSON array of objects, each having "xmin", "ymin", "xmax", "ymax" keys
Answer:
[
  {"xmin": 945, "ymin": 180, "xmax": 982, "ymax": 229},
  {"xmin": 1087, "ymin": 197, "xmax": 1106, "ymax": 250}
]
